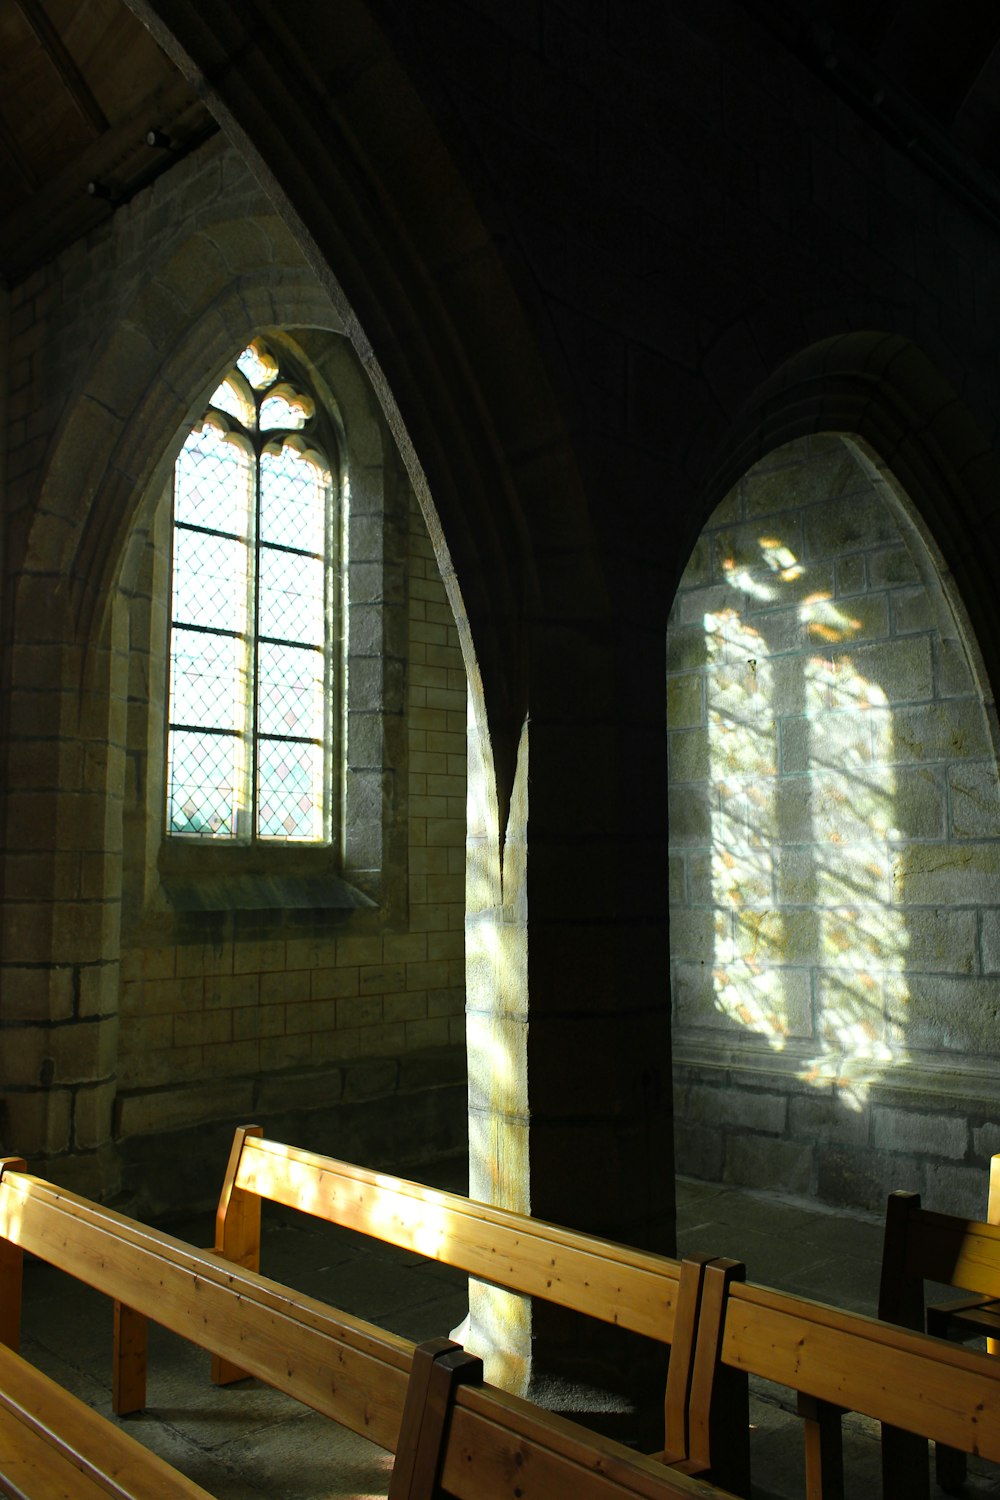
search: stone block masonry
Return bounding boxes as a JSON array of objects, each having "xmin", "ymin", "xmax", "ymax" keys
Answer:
[
  {"xmin": 0, "ymin": 140, "xmax": 468, "ymax": 1205},
  {"xmin": 669, "ymin": 434, "xmax": 1000, "ymax": 1215}
]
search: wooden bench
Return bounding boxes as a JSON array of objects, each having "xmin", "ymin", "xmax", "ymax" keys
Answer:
[
  {"xmin": 0, "ymin": 1339, "xmax": 214, "ymax": 1499},
  {"xmin": 116, "ymin": 1126, "xmax": 1000, "ymax": 1500},
  {"xmin": 112, "ymin": 1125, "xmax": 751, "ymax": 1495},
  {"xmin": 719, "ymin": 1264, "xmax": 1000, "ymax": 1500},
  {"xmin": 0, "ymin": 1158, "xmax": 737, "ymax": 1500},
  {"xmin": 878, "ymin": 1186, "xmax": 1000, "ymax": 1497}
]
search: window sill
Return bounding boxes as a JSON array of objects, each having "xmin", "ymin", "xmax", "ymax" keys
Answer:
[{"xmin": 157, "ymin": 842, "xmax": 377, "ymax": 914}]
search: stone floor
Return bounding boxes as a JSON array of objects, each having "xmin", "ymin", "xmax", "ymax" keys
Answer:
[{"xmin": 15, "ymin": 1167, "xmax": 1000, "ymax": 1499}]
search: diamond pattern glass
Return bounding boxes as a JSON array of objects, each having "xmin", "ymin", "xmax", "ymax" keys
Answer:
[
  {"xmin": 174, "ymin": 422, "xmax": 252, "ymax": 533},
  {"xmin": 260, "ymin": 444, "xmax": 327, "ymax": 553},
  {"xmin": 260, "ymin": 387, "xmax": 311, "ymax": 431},
  {"xmin": 257, "ymin": 739, "xmax": 323, "ymax": 840},
  {"xmin": 168, "ymin": 628, "xmax": 243, "ymax": 730},
  {"xmin": 257, "ymin": 642, "xmax": 324, "ymax": 738},
  {"xmin": 171, "ymin": 528, "xmax": 248, "ymax": 630},
  {"xmin": 237, "ymin": 343, "xmax": 278, "ymax": 390},
  {"xmin": 167, "ymin": 340, "xmax": 334, "ymax": 843},
  {"xmin": 166, "ymin": 729, "xmax": 241, "ymax": 837},
  {"xmin": 259, "ymin": 550, "xmax": 324, "ymax": 645}
]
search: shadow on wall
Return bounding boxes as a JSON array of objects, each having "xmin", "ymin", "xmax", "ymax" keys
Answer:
[{"xmin": 668, "ymin": 433, "xmax": 1000, "ymax": 1169}]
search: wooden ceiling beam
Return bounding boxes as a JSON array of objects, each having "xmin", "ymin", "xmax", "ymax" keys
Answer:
[
  {"xmin": 0, "ymin": 106, "xmax": 38, "ymax": 193},
  {"xmin": 15, "ymin": 0, "xmax": 109, "ymax": 135}
]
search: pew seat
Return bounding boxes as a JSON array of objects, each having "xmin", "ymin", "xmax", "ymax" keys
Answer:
[
  {"xmin": 0, "ymin": 1340, "xmax": 212, "ymax": 1499},
  {"xmin": 0, "ymin": 1158, "xmax": 733, "ymax": 1500},
  {"xmin": 109, "ymin": 1126, "xmax": 750, "ymax": 1492},
  {"xmin": 879, "ymin": 1187, "xmax": 1000, "ymax": 1497}
]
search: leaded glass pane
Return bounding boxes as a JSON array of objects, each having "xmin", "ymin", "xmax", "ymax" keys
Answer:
[
  {"xmin": 237, "ymin": 342, "xmax": 279, "ymax": 390},
  {"xmin": 168, "ymin": 628, "xmax": 244, "ymax": 731},
  {"xmin": 260, "ymin": 386, "xmax": 312, "ymax": 431},
  {"xmin": 208, "ymin": 377, "xmax": 254, "ymax": 430},
  {"xmin": 258, "ymin": 549, "xmax": 324, "ymax": 644},
  {"xmin": 167, "ymin": 339, "xmax": 336, "ymax": 844},
  {"xmin": 172, "ymin": 528, "xmax": 248, "ymax": 630},
  {"xmin": 174, "ymin": 422, "xmax": 252, "ymax": 533},
  {"xmin": 166, "ymin": 728, "xmax": 241, "ymax": 837},
  {"xmin": 257, "ymin": 738, "xmax": 324, "ymax": 840},
  {"xmin": 257, "ymin": 641, "xmax": 324, "ymax": 738},
  {"xmin": 260, "ymin": 444, "xmax": 327, "ymax": 553}
]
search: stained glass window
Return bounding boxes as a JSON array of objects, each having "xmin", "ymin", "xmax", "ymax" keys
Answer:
[{"xmin": 165, "ymin": 341, "xmax": 336, "ymax": 841}]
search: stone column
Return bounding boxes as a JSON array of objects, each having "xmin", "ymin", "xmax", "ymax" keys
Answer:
[{"xmin": 463, "ymin": 616, "xmax": 675, "ymax": 1399}]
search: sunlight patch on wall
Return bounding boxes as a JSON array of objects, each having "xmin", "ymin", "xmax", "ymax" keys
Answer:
[{"xmin": 706, "ymin": 537, "xmax": 909, "ymax": 1108}]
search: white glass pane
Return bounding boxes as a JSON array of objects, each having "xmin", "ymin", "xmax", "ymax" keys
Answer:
[
  {"xmin": 257, "ymin": 641, "xmax": 324, "ymax": 738},
  {"xmin": 174, "ymin": 422, "xmax": 253, "ymax": 534},
  {"xmin": 166, "ymin": 729, "xmax": 241, "ymax": 837},
  {"xmin": 259, "ymin": 443, "xmax": 327, "ymax": 553},
  {"xmin": 237, "ymin": 342, "xmax": 279, "ymax": 390},
  {"xmin": 258, "ymin": 549, "xmax": 324, "ymax": 644},
  {"xmin": 172, "ymin": 528, "xmax": 248, "ymax": 631},
  {"xmin": 256, "ymin": 738, "xmax": 324, "ymax": 840},
  {"xmin": 260, "ymin": 386, "xmax": 312, "ymax": 431},
  {"xmin": 168, "ymin": 628, "xmax": 243, "ymax": 731},
  {"xmin": 207, "ymin": 377, "xmax": 254, "ymax": 429}
]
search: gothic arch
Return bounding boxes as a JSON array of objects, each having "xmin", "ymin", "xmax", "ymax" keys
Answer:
[
  {"xmin": 701, "ymin": 331, "xmax": 1000, "ymax": 702},
  {"xmin": 121, "ymin": 0, "xmax": 606, "ymax": 841}
]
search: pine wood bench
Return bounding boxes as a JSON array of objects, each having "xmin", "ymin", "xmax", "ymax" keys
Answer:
[
  {"xmin": 0, "ymin": 1339, "xmax": 214, "ymax": 1499},
  {"xmin": 878, "ymin": 1186, "xmax": 1000, "ymax": 1498},
  {"xmin": 0, "ymin": 1158, "xmax": 736, "ymax": 1500},
  {"xmin": 718, "ymin": 1264, "xmax": 1000, "ymax": 1500},
  {"xmin": 112, "ymin": 1125, "xmax": 751, "ymax": 1495}
]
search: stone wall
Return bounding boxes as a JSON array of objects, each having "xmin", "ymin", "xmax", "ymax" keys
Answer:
[
  {"xmin": 0, "ymin": 136, "xmax": 467, "ymax": 1212},
  {"xmin": 669, "ymin": 434, "xmax": 1000, "ymax": 1217}
]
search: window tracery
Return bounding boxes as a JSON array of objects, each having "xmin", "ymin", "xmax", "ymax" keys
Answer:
[{"xmin": 165, "ymin": 340, "xmax": 337, "ymax": 842}]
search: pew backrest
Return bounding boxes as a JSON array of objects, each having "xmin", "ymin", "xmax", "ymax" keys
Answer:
[
  {"xmin": 206, "ymin": 1126, "xmax": 749, "ymax": 1491},
  {"xmin": 722, "ymin": 1276, "xmax": 1000, "ymax": 1462},
  {"xmin": 0, "ymin": 1161, "xmax": 732, "ymax": 1500},
  {"xmin": 879, "ymin": 1188, "xmax": 1000, "ymax": 1331},
  {"xmin": 215, "ymin": 1126, "xmax": 686, "ymax": 1342}
]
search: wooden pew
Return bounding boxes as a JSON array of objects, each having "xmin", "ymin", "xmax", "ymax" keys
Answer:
[
  {"xmin": 878, "ymin": 1187, "xmax": 1000, "ymax": 1497},
  {"xmin": 0, "ymin": 1159, "xmax": 736, "ymax": 1500},
  {"xmin": 0, "ymin": 1339, "xmax": 214, "ymax": 1499},
  {"xmin": 120, "ymin": 1126, "xmax": 1000, "ymax": 1500},
  {"xmin": 114, "ymin": 1125, "xmax": 751, "ymax": 1495},
  {"xmin": 720, "ymin": 1270, "xmax": 1000, "ymax": 1500}
]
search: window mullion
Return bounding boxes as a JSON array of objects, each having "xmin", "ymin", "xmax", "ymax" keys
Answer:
[{"xmin": 247, "ymin": 438, "xmax": 262, "ymax": 841}]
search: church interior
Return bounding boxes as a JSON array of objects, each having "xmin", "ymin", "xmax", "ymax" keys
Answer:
[{"xmin": 5, "ymin": 0, "xmax": 1000, "ymax": 1495}]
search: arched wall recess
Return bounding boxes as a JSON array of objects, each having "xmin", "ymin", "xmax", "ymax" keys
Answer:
[{"xmin": 670, "ymin": 336, "xmax": 1000, "ymax": 1216}]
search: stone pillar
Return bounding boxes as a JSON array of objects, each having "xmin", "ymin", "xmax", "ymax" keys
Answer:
[
  {"xmin": 463, "ymin": 616, "xmax": 675, "ymax": 1399},
  {"xmin": 465, "ymin": 701, "xmax": 531, "ymax": 1393}
]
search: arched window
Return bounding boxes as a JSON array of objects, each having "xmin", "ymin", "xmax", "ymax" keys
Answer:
[{"xmin": 165, "ymin": 340, "xmax": 338, "ymax": 842}]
